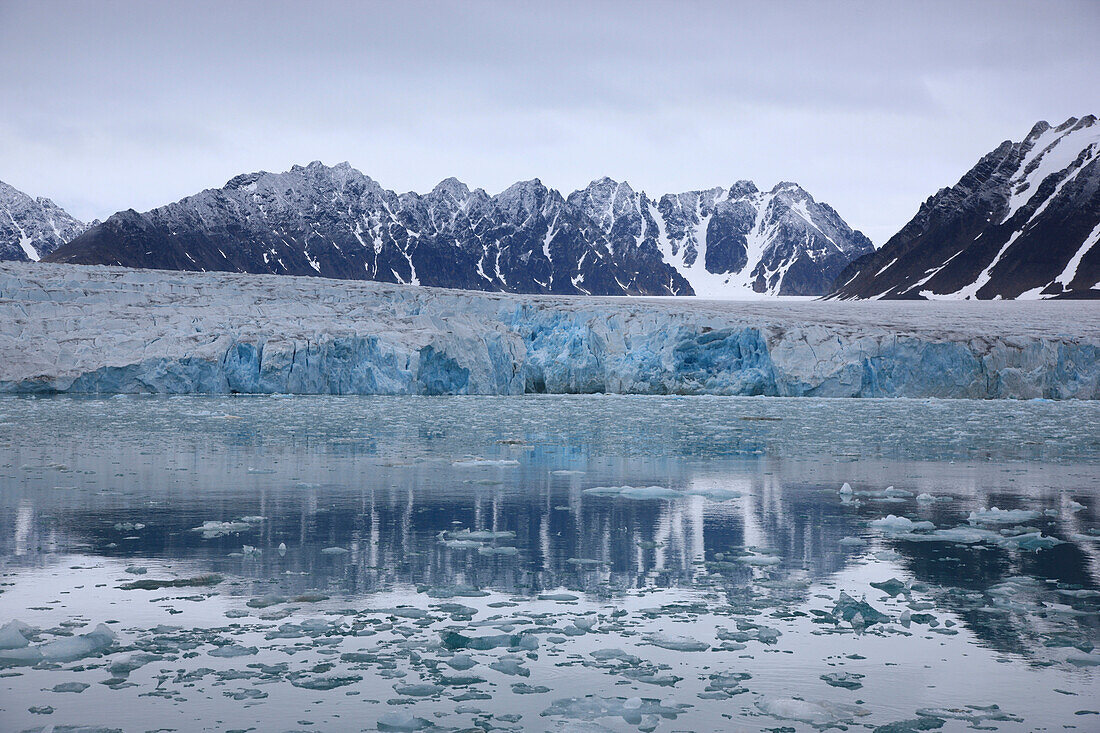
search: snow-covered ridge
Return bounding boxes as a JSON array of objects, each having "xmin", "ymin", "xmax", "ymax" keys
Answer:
[
  {"xmin": 832, "ymin": 116, "xmax": 1100, "ymax": 300},
  {"xmin": 46, "ymin": 163, "xmax": 873, "ymax": 297},
  {"xmin": 0, "ymin": 180, "xmax": 86, "ymax": 262},
  {"xmin": 3, "ymin": 262, "xmax": 1097, "ymax": 399}
]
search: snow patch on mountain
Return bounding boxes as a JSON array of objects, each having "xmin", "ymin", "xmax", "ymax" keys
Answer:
[{"xmin": 0, "ymin": 180, "xmax": 86, "ymax": 262}]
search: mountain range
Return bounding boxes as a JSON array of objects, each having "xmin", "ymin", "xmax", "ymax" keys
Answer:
[
  {"xmin": 3, "ymin": 116, "xmax": 1097, "ymax": 299},
  {"xmin": 38, "ymin": 167, "xmax": 872, "ymax": 297}
]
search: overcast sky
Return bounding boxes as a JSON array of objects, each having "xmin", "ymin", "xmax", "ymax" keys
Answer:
[{"xmin": 1, "ymin": 0, "xmax": 1096, "ymax": 244}]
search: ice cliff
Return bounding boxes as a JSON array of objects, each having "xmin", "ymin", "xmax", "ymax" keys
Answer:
[{"xmin": 1, "ymin": 263, "xmax": 1098, "ymax": 399}]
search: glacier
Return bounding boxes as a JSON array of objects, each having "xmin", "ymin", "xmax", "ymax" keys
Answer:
[{"xmin": 1, "ymin": 262, "xmax": 1098, "ymax": 399}]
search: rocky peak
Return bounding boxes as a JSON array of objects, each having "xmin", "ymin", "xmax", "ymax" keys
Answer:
[{"xmin": 727, "ymin": 180, "xmax": 759, "ymax": 199}]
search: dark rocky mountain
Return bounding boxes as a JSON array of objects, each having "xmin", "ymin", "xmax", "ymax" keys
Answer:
[
  {"xmin": 46, "ymin": 163, "xmax": 873, "ymax": 297},
  {"xmin": 831, "ymin": 116, "xmax": 1100, "ymax": 300},
  {"xmin": 0, "ymin": 180, "xmax": 86, "ymax": 262}
]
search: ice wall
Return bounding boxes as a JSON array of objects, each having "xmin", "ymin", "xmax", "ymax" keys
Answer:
[{"xmin": 2, "ymin": 263, "xmax": 1098, "ymax": 399}]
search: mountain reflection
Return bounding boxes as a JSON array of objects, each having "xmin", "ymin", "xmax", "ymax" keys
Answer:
[{"xmin": 1, "ymin": 394, "xmax": 1098, "ymax": 668}]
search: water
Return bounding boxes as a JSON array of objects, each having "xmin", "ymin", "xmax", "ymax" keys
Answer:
[{"xmin": 0, "ymin": 395, "xmax": 1098, "ymax": 732}]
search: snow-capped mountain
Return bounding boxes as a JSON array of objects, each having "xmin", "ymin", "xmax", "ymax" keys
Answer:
[
  {"xmin": 0, "ymin": 180, "xmax": 86, "ymax": 262},
  {"xmin": 831, "ymin": 116, "xmax": 1100, "ymax": 300},
  {"xmin": 46, "ymin": 163, "xmax": 873, "ymax": 297}
]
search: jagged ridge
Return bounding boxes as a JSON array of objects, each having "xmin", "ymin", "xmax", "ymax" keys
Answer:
[
  {"xmin": 831, "ymin": 116, "xmax": 1100, "ymax": 300},
  {"xmin": 45, "ymin": 164, "xmax": 873, "ymax": 297}
]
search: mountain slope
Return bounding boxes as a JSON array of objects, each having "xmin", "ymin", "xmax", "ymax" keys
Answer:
[
  {"xmin": 46, "ymin": 164, "xmax": 873, "ymax": 297},
  {"xmin": 0, "ymin": 180, "xmax": 86, "ymax": 262},
  {"xmin": 831, "ymin": 116, "xmax": 1100, "ymax": 300}
]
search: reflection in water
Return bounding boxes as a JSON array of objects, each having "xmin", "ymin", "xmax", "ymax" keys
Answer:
[{"xmin": 0, "ymin": 395, "xmax": 1098, "ymax": 732}]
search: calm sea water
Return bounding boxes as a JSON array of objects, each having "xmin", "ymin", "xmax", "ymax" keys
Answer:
[{"xmin": 1, "ymin": 395, "xmax": 1098, "ymax": 732}]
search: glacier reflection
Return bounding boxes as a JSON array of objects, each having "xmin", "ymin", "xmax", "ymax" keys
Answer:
[{"xmin": 0, "ymin": 395, "xmax": 1097, "ymax": 731}]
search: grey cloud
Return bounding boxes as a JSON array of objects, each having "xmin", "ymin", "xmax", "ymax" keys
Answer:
[{"xmin": 0, "ymin": 0, "xmax": 1095, "ymax": 243}]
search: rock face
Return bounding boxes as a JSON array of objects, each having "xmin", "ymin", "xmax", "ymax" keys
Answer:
[
  {"xmin": 3, "ymin": 263, "xmax": 1098, "ymax": 399},
  {"xmin": 0, "ymin": 180, "xmax": 86, "ymax": 262},
  {"xmin": 44, "ymin": 164, "xmax": 872, "ymax": 297},
  {"xmin": 832, "ymin": 116, "xmax": 1100, "ymax": 300}
]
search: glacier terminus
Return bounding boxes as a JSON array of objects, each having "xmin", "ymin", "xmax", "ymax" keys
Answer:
[{"xmin": 2, "ymin": 262, "xmax": 1097, "ymax": 399}]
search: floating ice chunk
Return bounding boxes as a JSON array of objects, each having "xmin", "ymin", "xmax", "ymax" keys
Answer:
[
  {"xmin": 756, "ymin": 697, "xmax": 866, "ymax": 726},
  {"xmin": 393, "ymin": 682, "xmax": 443, "ymax": 696},
  {"xmin": 225, "ymin": 688, "xmax": 267, "ymax": 700},
  {"xmin": 704, "ymin": 671, "xmax": 750, "ymax": 694},
  {"xmin": 441, "ymin": 631, "xmax": 537, "ymax": 651},
  {"xmin": 377, "ymin": 712, "xmax": 432, "ymax": 731},
  {"xmin": 736, "ymin": 553, "xmax": 782, "ymax": 566},
  {"xmin": 551, "ymin": 470, "xmax": 585, "ymax": 476},
  {"xmin": 50, "ymin": 681, "xmax": 90, "ymax": 693},
  {"xmin": 1067, "ymin": 654, "xmax": 1100, "ymax": 667},
  {"xmin": 278, "ymin": 542, "xmax": 287, "ymax": 555},
  {"xmin": 247, "ymin": 594, "xmax": 286, "ymax": 609},
  {"xmin": 590, "ymin": 648, "xmax": 643, "ymax": 666},
  {"xmin": 821, "ymin": 671, "xmax": 865, "ymax": 689},
  {"xmin": 321, "ymin": 546, "xmax": 348, "ymax": 555},
  {"xmin": 291, "ymin": 673, "xmax": 363, "ymax": 690},
  {"xmin": 916, "ymin": 493, "xmax": 938, "ymax": 503},
  {"xmin": 1004, "ymin": 531, "xmax": 1064, "ymax": 552},
  {"xmin": 478, "ymin": 545, "xmax": 519, "ymax": 555},
  {"xmin": 884, "ymin": 487, "xmax": 913, "ymax": 498},
  {"xmin": 839, "ymin": 483, "xmax": 853, "ymax": 495},
  {"xmin": 643, "ymin": 632, "xmax": 709, "ymax": 651},
  {"xmin": 871, "ymin": 515, "xmax": 936, "ymax": 533},
  {"xmin": 108, "ymin": 651, "xmax": 163, "ymax": 677},
  {"xmin": 582, "ymin": 486, "xmax": 681, "ymax": 500},
  {"xmin": 541, "ymin": 696, "xmax": 690, "ymax": 723},
  {"xmin": 191, "ymin": 520, "xmax": 253, "ymax": 538},
  {"xmin": 445, "ymin": 529, "xmax": 517, "ymax": 541},
  {"xmin": 441, "ymin": 539, "xmax": 482, "ymax": 550},
  {"xmin": 915, "ymin": 705, "xmax": 1022, "ymax": 725},
  {"xmin": 1066, "ymin": 499, "xmax": 1086, "ymax": 512},
  {"xmin": 870, "ymin": 578, "xmax": 909, "ymax": 597},
  {"xmin": 490, "ymin": 658, "xmax": 530, "ymax": 677},
  {"xmin": 452, "ymin": 458, "xmax": 520, "ymax": 467},
  {"xmin": 513, "ymin": 682, "xmax": 551, "ymax": 694},
  {"xmin": 208, "ymin": 644, "xmax": 258, "ymax": 658},
  {"xmin": 838, "ymin": 536, "xmax": 867, "ymax": 547},
  {"xmin": 120, "ymin": 574, "xmax": 222, "ymax": 591},
  {"xmin": 0, "ymin": 621, "xmax": 31, "ymax": 649},
  {"xmin": 967, "ymin": 507, "xmax": 1042, "ymax": 525},
  {"xmin": 832, "ymin": 593, "xmax": 889, "ymax": 627},
  {"xmin": 537, "ymin": 592, "xmax": 579, "ymax": 602},
  {"xmin": 0, "ymin": 645, "xmax": 43, "ymax": 665},
  {"xmin": 718, "ymin": 623, "xmax": 780, "ymax": 645},
  {"xmin": 444, "ymin": 654, "xmax": 477, "ymax": 670},
  {"xmin": 38, "ymin": 624, "xmax": 116, "ymax": 662}
]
